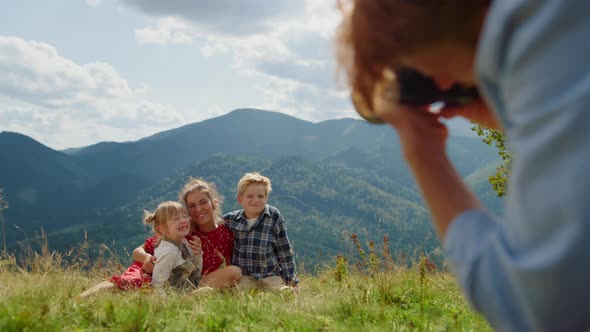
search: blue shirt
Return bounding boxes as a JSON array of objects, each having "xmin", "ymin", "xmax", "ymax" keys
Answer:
[
  {"xmin": 223, "ymin": 204, "xmax": 298, "ymax": 284},
  {"xmin": 444, "ymin": 1, "xmax": 590, "ymax": 331}
]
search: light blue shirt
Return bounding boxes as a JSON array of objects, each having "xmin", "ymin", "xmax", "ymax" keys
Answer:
[{"xmin": 444, "ymin": 1, "xmax": 590, "ymax": 331}]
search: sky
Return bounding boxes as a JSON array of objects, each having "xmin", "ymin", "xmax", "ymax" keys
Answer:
[{"xmin": 0, "ymin": 0, "xmax": 472, "ymax": 150}]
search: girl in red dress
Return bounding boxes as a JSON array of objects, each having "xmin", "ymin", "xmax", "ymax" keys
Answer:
[
  {"xmin": 109, "ymin": 234, "xmax": 157, "ymax": 290},
  {"xmin": 78, "ymin": 234, "xmax": 158, "ymax": 298}
]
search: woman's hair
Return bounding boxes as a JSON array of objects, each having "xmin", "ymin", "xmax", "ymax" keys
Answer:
[
  {"xmin": 178, "ymin": 177, "xmax": 224, "ymax": 222},
  {"xmin": 335, "ymin": 0, "xmax": 490, "ymax": 110},
  {"xmin": 144, "ymin": 201, "xmax": 186, "ymax": 235},
  {"xmin": 237, "ymin": 172, "xmax": 272, "ymax": 196}
]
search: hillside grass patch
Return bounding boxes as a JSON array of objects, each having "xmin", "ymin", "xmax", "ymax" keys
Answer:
[{"xmin": 0, "ymin": 245, "xmax": 491, "ymax": 331}]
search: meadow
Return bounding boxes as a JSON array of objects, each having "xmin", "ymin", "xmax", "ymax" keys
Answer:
[{"xmin": 0, "ymin": 234, "xmax": 491, "ymax": 331}]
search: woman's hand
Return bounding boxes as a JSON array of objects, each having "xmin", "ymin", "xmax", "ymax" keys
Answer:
[
  {"xmin": 142, "ymin": 254, "xmax": 156, "ymax": 273},
  {"xmin": 189, "ymin": 236, "xmax": 203, "ymax": 256}
]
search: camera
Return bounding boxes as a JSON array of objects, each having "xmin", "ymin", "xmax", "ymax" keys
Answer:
[
  {"xmin": 351, "ymin": 67, "xmax": 480, "ymax": 124},
  {"xmin": 395, "ymin": 67, "xmax": 480, "ymax": 107}
]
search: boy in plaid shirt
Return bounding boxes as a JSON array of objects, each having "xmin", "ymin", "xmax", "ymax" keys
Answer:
[{"xmin": 223, "ymin": 172, "xmax": 298, "ymax": 291}]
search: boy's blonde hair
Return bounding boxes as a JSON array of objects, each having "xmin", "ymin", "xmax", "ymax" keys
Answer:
[
  {"xmin": 144, "ymin": 201, "xmax": 186, "ymax": 235},
  {"xmin": 178, "ymin": 177, "xmax": 224, "ymax": 223},
  {"xmin": 237, "ymin": 172, "xmax": 272, "ymax": 196}
]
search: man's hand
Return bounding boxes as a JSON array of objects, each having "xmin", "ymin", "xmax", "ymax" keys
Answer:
[
  {"xmin": 379, "ymin": 103, "xmax": 449, "ymax": 160},
  {"xmin": 439, "ymin": 100, "xmax": 501, "ymax": 130}
]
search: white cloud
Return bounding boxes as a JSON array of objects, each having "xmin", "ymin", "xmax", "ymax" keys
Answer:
[
  {"xmin": 0, "ymin": 36, "xmax": 186, "ymax": 149},
  {"xmin": 86, "ymin": 0, "xmax": 103, "ymax": 8},
  {"xmin": 135, "ymin": 17, "xmax": 195, "ymax": 45},
  {"xmin": 121, "ymin": 0, "xmax": 302, "ymax": 36},
  {"xmin": 121, "ymin": 0, "xmax": 351, "ymax": 122},
  {"xmin": 254, "ymin": 76, "xmax": 356, "ymax": 122},
  {"xmin": 200, "ymin": 38, "xmax": 229, "ymax": 57}
]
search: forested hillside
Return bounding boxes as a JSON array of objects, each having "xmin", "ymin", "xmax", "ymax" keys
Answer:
[
  {"xmin": 0, "ymin": 109, "xmax": 503, "ymax": 266},
  {"xmin": 44, "ymin": 155, "xmax": 435, "ymax": 268}
]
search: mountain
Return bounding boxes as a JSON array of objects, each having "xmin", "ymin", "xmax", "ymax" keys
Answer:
[
  {"xmin": 0, "ymin": 132, "xmax": 90, "ymax": 226},
  {"xmin": 46, "ymin": 154, "xmax": 436, "ymax": 268},
  {"xmin": 0, "ymin": 108, "xmax": 504, "ymax": 264}
]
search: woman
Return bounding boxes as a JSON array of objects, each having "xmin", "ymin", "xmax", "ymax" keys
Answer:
[{"xmin": 132, "ymin": 177, "xmax": 241, "ymax": 289}]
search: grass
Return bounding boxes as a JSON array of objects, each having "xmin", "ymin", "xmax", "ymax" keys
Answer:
[{"xmin": 0, "ymin": 234, "xmax": 491, "ymax": 331}]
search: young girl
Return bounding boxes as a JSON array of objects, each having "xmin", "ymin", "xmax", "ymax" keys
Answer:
[
  {"xmin": 146, "ymin": 201, "xmax": 203, "ymax": 294},
  {"xmin": 78, "ymin": 201, "xmax": 203, "ymax": 298}
]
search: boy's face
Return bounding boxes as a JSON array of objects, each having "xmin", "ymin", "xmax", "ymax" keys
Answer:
[{"xmin": 238, "ymin": 183, "xmax": 268, "ymax": 219}]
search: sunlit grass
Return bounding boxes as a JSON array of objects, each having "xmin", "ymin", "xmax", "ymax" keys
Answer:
[{"xmin": 0, "ymin": 232, "xmax": 491, "ymax": 331}]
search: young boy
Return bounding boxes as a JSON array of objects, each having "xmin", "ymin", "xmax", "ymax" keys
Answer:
[{"xmin": 223, "ymin": 172, "xmax": 298, "ymax": 291}]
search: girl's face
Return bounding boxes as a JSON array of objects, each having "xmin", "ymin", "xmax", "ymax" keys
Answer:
[
  {"xmin": 186, "ymin": 190, "xmax": 216, "ymax": 231},
  {"xmin": 238, "ymin": 183, "xmax": 268, "ymax": 219},
  {"xmin": 161, "ymin": 210, "xmax": 190, "ymax": 241}
]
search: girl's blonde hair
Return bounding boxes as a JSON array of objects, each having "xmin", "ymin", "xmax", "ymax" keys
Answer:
[
  {"xmin": 178, "ymin": 177, "xmax": 224, "ymax": 223},
  {"xmin": 144, "ymin": 201, "xmax": 186, "ymax": 235},
  {"xmin": 237, "ymin": 172, "xmax": 272, "ymax": 196}
]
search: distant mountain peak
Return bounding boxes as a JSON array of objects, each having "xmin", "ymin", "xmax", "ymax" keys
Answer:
[
  {"xmin": 0, "ymin": 131, "xmax": 54, "ymax": 152},
  {"xmin": 223, "ymin": 108, "xmax": 312, "ymax": 123}
]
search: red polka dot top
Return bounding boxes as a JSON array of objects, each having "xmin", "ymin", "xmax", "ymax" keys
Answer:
[{"xmin": 189, "ymin": 224, "xmax": 234, "ymax": 275}]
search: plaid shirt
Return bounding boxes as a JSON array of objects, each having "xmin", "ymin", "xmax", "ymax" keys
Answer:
[{"xmin": 224, "ymin": 204, "xmax": 298, "ymax": 284}]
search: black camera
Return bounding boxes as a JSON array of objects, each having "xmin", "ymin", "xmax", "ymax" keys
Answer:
[
  {"xmin": 395, "ymin": 67, "xmax": 480, "ymax": 107},
  {"xmin": 351, "ymin": 67, "xmax": 480, "ymax": 124}
]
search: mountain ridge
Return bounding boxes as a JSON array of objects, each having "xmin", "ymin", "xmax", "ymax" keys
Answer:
[{"xmin": 0, "ymin": 108, "xmax": 503, "ymax": 264}]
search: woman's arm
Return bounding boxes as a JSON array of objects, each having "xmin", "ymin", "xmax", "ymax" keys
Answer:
[{"xmin": 132, "ymin": 244, "xmax": 156, "ymax": 273}]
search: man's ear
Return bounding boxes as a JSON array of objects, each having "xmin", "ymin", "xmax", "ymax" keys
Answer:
[{"xmin": 237, "ymin": 194, "xmax": 242, "ymax": 205}]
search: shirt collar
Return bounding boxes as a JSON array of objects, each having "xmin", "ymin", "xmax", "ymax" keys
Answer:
[
  {"xmin": 161, "ymin": 237, "xmax": 182, "ymax": 248},
  {"xmin": 237, "ymin": 204, "xmax": 270, "ymax": 220}
]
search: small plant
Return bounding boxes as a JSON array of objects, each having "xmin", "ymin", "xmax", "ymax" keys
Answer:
[
  {"xmin": 367, "ymin": 240, "xmax": 380, "ymax": 276},
  {"xmin": 381, "ymin": 235, "xmax": 394, "ymax": 270},
  {"xmin": 333, "ymin": 254, "xmax": 348, "ymax": 284},
  {"xmin": 0, "ymin": 188, "xmax": 8, "ymax": 255},
  {"xmin": 350, "ymin": 233, "xmax": 367, "ymax": 272},
  {"xmin": 472, "ymin": 125, "xmax": 512, "ymax": 196}
]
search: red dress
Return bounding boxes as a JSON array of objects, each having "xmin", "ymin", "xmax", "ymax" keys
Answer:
[
  {"xmin": 110, "ymin": 235, "xmax": 157, "ymax": 290},
  {"xmin": 190, "ymin": 224, "xmax": 234, "ymax": 275}
]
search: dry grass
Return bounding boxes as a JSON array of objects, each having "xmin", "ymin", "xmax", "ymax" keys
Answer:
[{"xmin": 0, "ymin": 230, "xmax": 491, "ymax": 331}]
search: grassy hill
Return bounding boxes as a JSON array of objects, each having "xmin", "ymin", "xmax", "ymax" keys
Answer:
[{"xmin": 0, "ymin": 242, "xmax": 491, "ymax": 331}]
